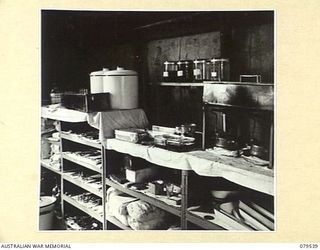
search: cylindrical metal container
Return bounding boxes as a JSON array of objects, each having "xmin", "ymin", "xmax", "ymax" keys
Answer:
[
  {"xmin": 90, "ymin": 68, "xmax": 109, "ymax": 94},
  {"xmin": 163, "ymin": 61, "xmax": 177, "ymax": 82},
  {"xmin": 39, "ymin": 196, "xmax": 56, "ymax": 230},
  {"xmin": 41, "ymin": 134, "xmax": 51, "ymax": 159},
  {"xmin": 102, "ymin": 67, "xmax": 138, "ymax": 109}
]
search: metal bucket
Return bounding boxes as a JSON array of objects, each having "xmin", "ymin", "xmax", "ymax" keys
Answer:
[{"xmin": 39, "ymin": 196, "xmax": 56, "ymax": 230}]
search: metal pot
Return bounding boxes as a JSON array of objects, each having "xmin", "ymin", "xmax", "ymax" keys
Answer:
[
  {"xmin": 250, "ymin": 144, "xmax": 269, "ymax": 160},
  {"xmin": 214, "ymin": 135, "xmax": 238, "ymax": 150},
  {"xmin": 180, "ymin": 123, "xmax": 197, "ymax": 137},
  {"xmin": 242, "ymin": 140, "xmax": 269, "ymax": 160}
]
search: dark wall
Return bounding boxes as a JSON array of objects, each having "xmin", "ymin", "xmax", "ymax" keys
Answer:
[
  {"xmin": 230, "ymin": 23, "xmax": 274, "ymax": 83},
  {"xmin": 42, "ymin": 10, "xmax": 274, "ymax": 111},
  {"xmin": 140, "ymin": 13, "xmax": 274, "ymax": 128},
  {"xmin": 147, "ymin": 31, "xmax": 222, "ymax": 83},
  {"xmin": 42, "ymin": 11, "xmax": 113, "ymax": 102},
  {"xmin": 41, "ymin": 10, "xmax": 199, "ymax": 103}
]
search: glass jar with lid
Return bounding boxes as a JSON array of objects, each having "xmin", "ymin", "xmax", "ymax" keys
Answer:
[
  {"xmin": 209, "ymin": 58, "xmax": 230, "ymax": 81},
  {"xmin": 163, "ymin": 61, "xmax": 177, "ymax": 82},
  {"xmin": 177, "ymin": 60, "xmax": 193, "ymax": 82},
  {"xmin": 193, "ymin": 59, "xmax": 207, "ymax": 82}
]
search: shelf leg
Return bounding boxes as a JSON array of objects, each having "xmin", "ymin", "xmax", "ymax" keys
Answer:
[
  {"xmin": 102, "ymin": 145, "xmax": 107, "ymax": 230},
  {"xmin": 202, "ymin": 104, "xmax": 206, "ymax": 150},
  {"xmin": 268, "ymin": 120, "xmax": 274, "ymax": 169},
  {"xmin": 181, "ymin": 170, "xmax": 188, "ymax": 230},
  {"xmin": 58, "ymin": 121, "xmax": 65, "ymax": 226}
]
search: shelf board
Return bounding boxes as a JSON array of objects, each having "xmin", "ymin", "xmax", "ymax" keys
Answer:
[
  {"xmin": 160, "ymin": 82, "xmax": 206, "ymax": 87},
  {"xmin": 41, "ymin": 159, "xmax": 61, "ymax": 175},
  {"xmin": 106, "ymin": 139, "xmax": 273, "ymax": 195},
  {"xmin": 186, "ymin": 206, "xmax": 226, "ymax": 230},
  {"xmin": 61, "ymin": 133, "xmax": 101, "ymax": 149},
  {"xmin": 41, "ymin": 106, "xmax": 87, "ymax": 123},
  {"xmin": 105, "ymin": 178, "xmax": 181, "ymax": 217},
  {"xmin": 187, "ymin": 206, "xmax": 258, "ymax": 231},
  {"xmin": 106, "ymin": 215, "xmax": 132, "ymax": 230},
  {"xmin": 65, "ymin": 220, "xmax": 102, "ymax": 231},
  {"xmin": 45, "ymin": 138, "xmax": 60, "ymax": 145},
  {"xmin": 41, "ymin": 128, "xmax": 56, "ymax": 136},
  {"xmin": 63, "ymin": 174, "xmax": 103, "ymax": 198},
  {"xmin": 204, "ymin": 102, "xmax": 273, "ymax": 112},
  {"xmin": 159, "ymin": 81, "xmax": 274, "ymax": 87},
  {"xmin": 62, "ymin": 153, "xmax": 102, "ymax": 174},
  {"xmin": 62, "ymin": 194, "xmax": 103, "ymax": 223}
]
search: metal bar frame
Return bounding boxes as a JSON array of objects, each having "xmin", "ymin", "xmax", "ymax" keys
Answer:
[{"xmin": 181, "ymin": 170, "xmax": 188, "ymax": 230}]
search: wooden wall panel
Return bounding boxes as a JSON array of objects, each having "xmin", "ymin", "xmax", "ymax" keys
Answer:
[
  {"xmin": 231, "ymin": 24, "xmax": 274, "ymax": 83},
  {"xmin": 147, "ymin": 32, "xmax": 221, "ymax": 83}
]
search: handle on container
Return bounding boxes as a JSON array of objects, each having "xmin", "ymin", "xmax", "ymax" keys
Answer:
[{"xmin": 239, "ymin": 75, "xmax": 262, "ymax": 83}]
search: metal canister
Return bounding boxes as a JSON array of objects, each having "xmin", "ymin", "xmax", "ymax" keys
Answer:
[
  {"xmin": 177, "ymin": 60, "xmax": 193, "ymax": 82},
  {"xmin": 102, "ymin": 67, "xmax": 138, "ymax": 109},
  {"xmin": 163, "ymin": 61, "xmax": 177, "ymax": 82},
  {"xmin": 90, "ymin": 68, "xmax": 109, "ymax": 94}
]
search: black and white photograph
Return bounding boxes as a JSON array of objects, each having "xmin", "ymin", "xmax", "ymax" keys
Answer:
[
  {"xmin": 4, "ymin": 0, "xmax": 320, "ymax": 246},
  {"xmin": 39, "ymin": 10, "xmax": 275, "ymax": 231}
]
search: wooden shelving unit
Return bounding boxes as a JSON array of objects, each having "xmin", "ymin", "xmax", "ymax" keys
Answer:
[
  {"xmin": 41, "ymin": 108, "xmax": 107, "ymax": 230},
  {"xmin": 106, "ymin": 139, "xmax": 273, "ymax": 231},
  {"xmin": 61, "ymin": 128, "xmax": 106, "ymax": 229},
  {"xmin": 41, "ymin": 106, "xmax": 274, "ymax": 231}
]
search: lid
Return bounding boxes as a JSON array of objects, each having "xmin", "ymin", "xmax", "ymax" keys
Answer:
[
  {"xmin": 104, "ymin": 66, "xmax": 138, "ymax": 76},
  {"xmin": 177, "ymin": 60, "xmax": 192, "ymax": 65},
  {"xmin": 210, "ymin": 58, "xmax": 229, "ymax": 62},
  {"xmin": 164, "ymin": 61, "xmax": 176, "ymax": 65},
  {"xmin": 40, "ymin": 196, "xmax": 56, "ymax": 208},
  {"xmin": 193, "ymin": 59, "xmax": 207, "ymax": 64},
  {"xmin": 90, "ymin": 68, "xmax": 109, "ymax": 76}
]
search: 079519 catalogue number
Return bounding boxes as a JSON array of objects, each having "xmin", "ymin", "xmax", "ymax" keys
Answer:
[{"xmin": 300, "ymin": 244, "xmax": 318, "ymax": 248}]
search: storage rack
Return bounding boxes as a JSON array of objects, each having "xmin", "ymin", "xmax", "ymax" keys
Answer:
[
  {"xmin": 104, "ymin": 138, "xmax": 273, "ymax": 230},
  {"xmin": 41, "ymin": 108, "xmax": 106, "ymax": 230},
  {"xmin": 156, "ymin": 81, "xmax": 274, "ymax": 230},
  {"xmin": 158, "ymin": 81, "xmax": 274, "ymax": 167},
  {"xmin": 104, "ymin": 140, "xmax": 188, "ymax": 229},
  {"xmin": 41, "ymin": 104, "xmax": 274, "ymax": 230}
]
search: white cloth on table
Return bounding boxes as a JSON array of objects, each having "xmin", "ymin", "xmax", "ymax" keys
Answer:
[
  {"xmin": 87, "ymin": 109, "xmax": 149, "ymax": 140},
  {"xmin": 41, "ymin": 106, "xmax": 149, "ymax": 141},
  {"xmin": 41, "ymin": 107, "xmax": 87, "ymax": 122},
  {"xmin": 106, "ymin": 139, "xmax": 274, "ymax": 195},
  {"xmin": 105, "ymin": 139, "xmax": 191, "ymax": 171}
]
